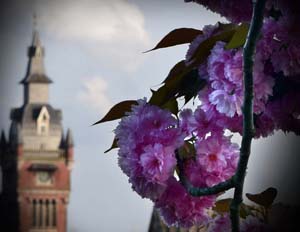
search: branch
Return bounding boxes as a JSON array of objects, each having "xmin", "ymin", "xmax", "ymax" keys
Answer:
[
  {"xmin": 188, "ymin": 177, "xmax": 235, "ymax": 196},
  {"xmin": 230, "ymin": 1, "xmax": 266, "ymax": 232},
  {"xmin": 176, "ymin": 151, "xmax": 235, "ymax": 197}
]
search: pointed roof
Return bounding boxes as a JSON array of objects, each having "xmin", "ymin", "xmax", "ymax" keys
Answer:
[
  {"xmin": 66, "ymin": 128, "xmax": 74, "ymax": 147},
  {"xmin": 20, "ymin": 30, "xmax": 52, "ymax": 84},
  {"xmin": 0, "ymin": 130, "xmax": 7, "ymax": 148},
  {"xmin": 59, "ymin": 130, "xmax": 65, "ymax": 149},
  {"xmin": 9, "ymin": 121, "xmax": 23, "ymax": 145}
]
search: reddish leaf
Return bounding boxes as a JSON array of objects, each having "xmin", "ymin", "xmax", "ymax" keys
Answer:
[
  {"xmin": 246, "ymin": 187, "xmax": 278, "ymax": 208},
  {"xmin": 145, "ymin": 28, "xmax": 202, "ymax": 52},
  {"xmin": 188, "ymin": 28, "xmax": 236, "ymax": 66},
  {"xmin": 104, "ymin": 137, "xmax": 118, "ymax": 153},
  {"xmin": 93, "ymin": 100, "xmax": 138, "ymax": 125},
  {"xmin": 163, "ymin": 60, "xmax": 187, "ymax": 84}
]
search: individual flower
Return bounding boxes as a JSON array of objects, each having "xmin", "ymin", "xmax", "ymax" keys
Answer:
[
  {"xmin": 184, "ymin": 133, "xmax": 239, "ymax": 188},
  {"xmin": 155, "ymin": 177, "xmax": 215, "ymax": 228},
  {"xmin": 259, "ymin": 17, "xmax": 300, "ymax": 77},
  {"xmin": 179, "ymin": 107, "xmax": 223, "ymax": 139},
  {"xmin": 206, "ymin": 42, "xmax": 274, "ymax": 117},
  {"xmin": 140, "ymin": 144, "xmax": 176, "ymax": 184},
  {"xmin": 185, "ymin": 24, "xmax": 218, "ymax": 65},
  {"xmin": 268, "ymin": 91, "xmax": 300, "ymax": 135},
  {"xmin": 196, "ymin": 134, "xmax": 239, "ymax": 186},
  {"xmin": 207, "ymin": 214, "xmax": 272, "ymax": 232},
  {"xmin": 184, "ymin": 0, "xmax": 253, "ymax": 23},
  {"xmin": 241, "ymin": 215, "xmax": 272, "ymax": 232},
  {"xmin": 207, "ymin": 214, "xmax": 231, "ymax": 232},
  {"xmin": 115, "ymin": 99, "xmax": 183, "ymax": 200}
]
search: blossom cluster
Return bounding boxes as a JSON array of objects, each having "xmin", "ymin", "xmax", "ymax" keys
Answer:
[
  {"xmin": 115, "ymin": 99, "xmax": 240, "ymax": 227},
  {"xmin": 207, "ymin": 214, "xmax": 271, "ymax": 232},
  {"xmin": 112, "ymin": 0, "xmax": 300, "ymax": 230},
  {"xmin": 185, "ymin": 16, "xmax": 300, "ymax": 138}
]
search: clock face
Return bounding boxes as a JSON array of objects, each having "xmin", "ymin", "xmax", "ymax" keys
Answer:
[{"xmin": 38, "ymin": 172, "xmax": 51, "ymax": 183}]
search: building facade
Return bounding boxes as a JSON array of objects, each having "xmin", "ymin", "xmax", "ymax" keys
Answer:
[{"xmin": 0, "ymin": 30, "xmax": 74, "ymax": 232}]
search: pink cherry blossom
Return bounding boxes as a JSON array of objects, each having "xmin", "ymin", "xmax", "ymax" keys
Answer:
[{"xmin": 155, "ymin": 177, "xmax": 215, "ymax": 228}]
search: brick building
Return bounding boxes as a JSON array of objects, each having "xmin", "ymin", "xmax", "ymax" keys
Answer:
[{"xmin": 0, "ymin": 29, "xmax": 74, "ymax": 232}]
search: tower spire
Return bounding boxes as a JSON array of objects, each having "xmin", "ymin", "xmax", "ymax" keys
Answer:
[
  {"xmin": 20, "ymin": 14, "xmax": 52, "ymax": 104},
  {"xmin": 20, "ymin": 13, "xmax": 52, "ymax": 85}
]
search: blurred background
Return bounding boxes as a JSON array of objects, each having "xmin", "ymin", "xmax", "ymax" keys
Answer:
[{"xmin": 0, "ymin": 0, "xmax": 299, "ymax": 231}]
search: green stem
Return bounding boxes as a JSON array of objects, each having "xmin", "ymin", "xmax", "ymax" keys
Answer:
[
  {"xmin": 178, "ymin": 1, "xmax": 266, "ymax": 231},
  {"xmin": 230, "ymin": 1, "xmax": 266, "ymax": 232}
]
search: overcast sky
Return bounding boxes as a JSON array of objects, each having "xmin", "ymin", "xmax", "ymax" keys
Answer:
[{"xmin": 0, "ymin": 1, "xmax": 300, "ymax": 231}]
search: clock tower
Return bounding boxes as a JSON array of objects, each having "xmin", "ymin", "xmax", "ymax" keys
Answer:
[{"xmin": 0, "ymin": 29, "xmax": 74, "ymax": 232}]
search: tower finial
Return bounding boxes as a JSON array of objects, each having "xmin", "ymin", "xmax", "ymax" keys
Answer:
[{"xmin": 33, "ymin": 12, "xmax": 38, "ymax": 31}]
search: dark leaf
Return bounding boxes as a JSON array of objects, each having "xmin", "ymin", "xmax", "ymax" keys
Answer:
[
  {"xmin": 145, "ymin": 28, "xmax": 202, "ymax": 52},
  {"xmin": 188, "ymin": 28, "xmax": 236, "ymax": 66},
  {"xmin": 178, "ymin": 141, "xmax": 196, "ymax": 160},
  {"xmin": 246, "ymin": 187, "xmax": 278, "ymax": 208},
  {"xmin": 149, "ymin": 66, "xmax": 206, "ymax": 108},
  {"xmin": 149, "ymin": 85, "xmax": 174, "ymax": 107},
  {"xmin": 163, "ymin": 60, "xmax": 187, "ymax": 84},
  {"xmin": 225, "ymin": 23, "xmax": 249, "ymax": 49},
  {"xmin": 176, "ymin": 69, "xmax": 206, "ymax": 104},
  {"xmin": 161, "ymin": 98, "xmax": 179, "ymax": 115},
  {"xmin": 93, "ymin": 100, "xmax": 138, "ymax": 125},
  {"xmin": 104, "ymin": 137, "xmax": 118, "ymax": 153}
]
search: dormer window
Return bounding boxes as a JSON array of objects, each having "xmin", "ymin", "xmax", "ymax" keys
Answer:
[{"xmin": 37, "ymin": 106, "xmax": 50, "ymax": 135}]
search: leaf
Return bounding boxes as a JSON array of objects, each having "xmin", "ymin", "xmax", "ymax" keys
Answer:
[
  {"xmin": 188, "ymin": 28, "xmax": 237, "ymax": 66},
  {"xmin": 145, "ymin": 28, "xmax": 202, "ymax": 52},
  {"xmin": 177, "ymin": 141, "xmax": 196, "ymax": 160},
  {"xmin": 246, "ymin": 187, "xmax": 278, "ymax": 208},
  {"xmin": 162, "ymin": 60, "xmax": 187, "ymax": 84},
  {"xmin": 161, "ymin": 98, "xmax": 179, "ymax": 115},
  {"xmin": 225, "ymin": 23, "xmax": 249, "ymax": 49},
  {"xmin": 213, "ymin": 198, "xmax": 232, "ymax": 213},
  {"xmin": 93, "ymin": 100, "xmax": 138, "ymax": 125},
  {"xmin": 213, "ymin": 198, "xmax": 250, "ymax": 218},
  {"xmin": 176, "ymin": 69, "xmax": 206, "ymax": 104},
  {"xmin": 104, "ymin": 137, "xmax": 118, "ymax": 153}
]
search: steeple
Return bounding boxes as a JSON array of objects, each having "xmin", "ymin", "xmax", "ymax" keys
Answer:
[
  {"xmin": 20, "ymin": 30, "xmax": 52, "ymax": 85},
  {"xmin": 21, "ymin": 15, "xmax": 52, "ymax": 105}
]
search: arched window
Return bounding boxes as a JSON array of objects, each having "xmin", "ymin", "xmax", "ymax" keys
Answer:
[
  {"xmin": 32, "ymin": 199, "xmax": 37, "ymax": 227},
  {"xmin": 37, "ymin": 106, "xmax": 50, "ymax": 135}
]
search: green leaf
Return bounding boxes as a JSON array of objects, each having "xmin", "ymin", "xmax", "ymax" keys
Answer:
[
  {"xmin": 225, "ymin": 23, "xmax": 249, "ymax": 49},
  {"xmin": 246, "ymin": 187, "xmax": 278, "ymax": 208},
  {"xmin": 104, "ymin": 137, "xmax": 118, "ymax": 153},
  {"xmin": 93, "ymin": 100, "xmax": 138, "ymax": 125},
  {"xmin": 145, "ymin": 28, "xmax": 202, "ymax": 52}
]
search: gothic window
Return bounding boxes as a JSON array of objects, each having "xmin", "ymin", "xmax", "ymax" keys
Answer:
[
  {"xmin": 31, "ymin": 199, "xmax": 57, "ymax": 229},
  {"xmin": 32, "ymin": 199, "xmax": 37, "ymax": 227},
  {"xmin": 37, "ymin": 106, "xmax": 50, "ymax": 135}
]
